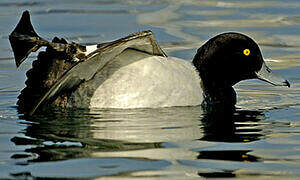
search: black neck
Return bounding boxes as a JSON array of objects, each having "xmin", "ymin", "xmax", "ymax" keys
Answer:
[{"xmin": 201, "ymin": 81, "xmax": 237, "ymax": 112}]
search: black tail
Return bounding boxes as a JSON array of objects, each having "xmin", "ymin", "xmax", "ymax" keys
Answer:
[{"xmin": 9, "ymin": 11, "xmax": 47, "ymax": 67}]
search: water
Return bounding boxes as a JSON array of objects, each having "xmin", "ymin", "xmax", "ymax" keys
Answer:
[{"xmin": 1, "ymin": 0, "xmax": 300, "ymax": 179}]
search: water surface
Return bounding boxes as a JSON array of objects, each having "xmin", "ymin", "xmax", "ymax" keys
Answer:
[{"xmin": 1, "ymin": 0, "xmax": 300, "ymax": 179}]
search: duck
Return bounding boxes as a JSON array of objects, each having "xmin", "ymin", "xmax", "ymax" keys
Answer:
[{"xmin": 9, "ymin": 11, "xmax": 290, "ymax": 115}]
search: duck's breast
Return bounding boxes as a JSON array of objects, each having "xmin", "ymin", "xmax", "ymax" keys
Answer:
[{"xmin": 67, "ymin": 49, "xmax": 203, "ymax": 108}]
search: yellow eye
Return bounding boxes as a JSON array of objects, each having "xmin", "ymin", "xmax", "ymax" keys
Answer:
[{"xmin": 243, "ymin": 49, "xmax": 250, "ymax": 56}]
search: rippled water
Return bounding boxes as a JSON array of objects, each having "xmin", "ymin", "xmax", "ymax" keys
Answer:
[{"xmin": 1, "ymin": 0, "xmax": 300, "ymax": 179}]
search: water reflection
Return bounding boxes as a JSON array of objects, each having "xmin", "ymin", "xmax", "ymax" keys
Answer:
[
  {"xmin": 13, "ymin": 110, "xmax": 161, "ymax": 163},
  {"xmin": 10, "ymin": 107, "xmax": 267, "ymax": 178},
  {"xmin": 197, "ymin": 150, "xmax": 261, "ymax": 162},
  {"xmin": 200, "ymin": 110, "xmax": 265, "ymax": 142},
  {"xmin": 198, "ymin": 171, "xmax": 237, "ymax": 178}
]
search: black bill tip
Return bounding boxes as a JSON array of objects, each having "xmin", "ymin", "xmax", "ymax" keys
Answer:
[{"xmin": 284, "ymin": 80, "xmax": 290, "ymax": 88}]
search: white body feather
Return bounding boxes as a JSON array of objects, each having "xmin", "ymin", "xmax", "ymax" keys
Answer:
[
  {"xmin": 85, "ymin": 45, "xmax": 98, "ymax": 55},
  {"xmin": 67, "ymin": 49, "xmax": 203, "ymax": 108}
]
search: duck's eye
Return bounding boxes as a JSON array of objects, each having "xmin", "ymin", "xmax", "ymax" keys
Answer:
[{"xmin": 243, "ymin": 49, "xmax": 250, "ymax": 56}]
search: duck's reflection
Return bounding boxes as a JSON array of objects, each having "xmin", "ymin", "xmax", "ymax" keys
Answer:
[
  {"xmin": 13, "ymin": 109, "xmax": 162, "ymax": 163},
  {"xmin": 11, "ymin": 107, "xmax": 266, "ymax": 177},
  {"xmin": 200, "ymin": 109, "xmax": 264, "ymax": 142}
]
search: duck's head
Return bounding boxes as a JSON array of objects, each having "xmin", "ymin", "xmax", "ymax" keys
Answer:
[{"xmin": 193, "ymin": 32, "xmax": 290, "ymax": 107}]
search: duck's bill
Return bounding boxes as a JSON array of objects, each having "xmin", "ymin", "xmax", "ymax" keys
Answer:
[{"xmin": 255, "ymin": 62, "xmax": 290, "ymax": 87}]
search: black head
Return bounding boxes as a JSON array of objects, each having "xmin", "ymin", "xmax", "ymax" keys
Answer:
[
  {"xmin": 193, "ymin": 32, "xmax": 289, "ymax": 108},
  {"xmin": 193, "ymin": 32, "xmax": 264, "ymax": 87}
]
